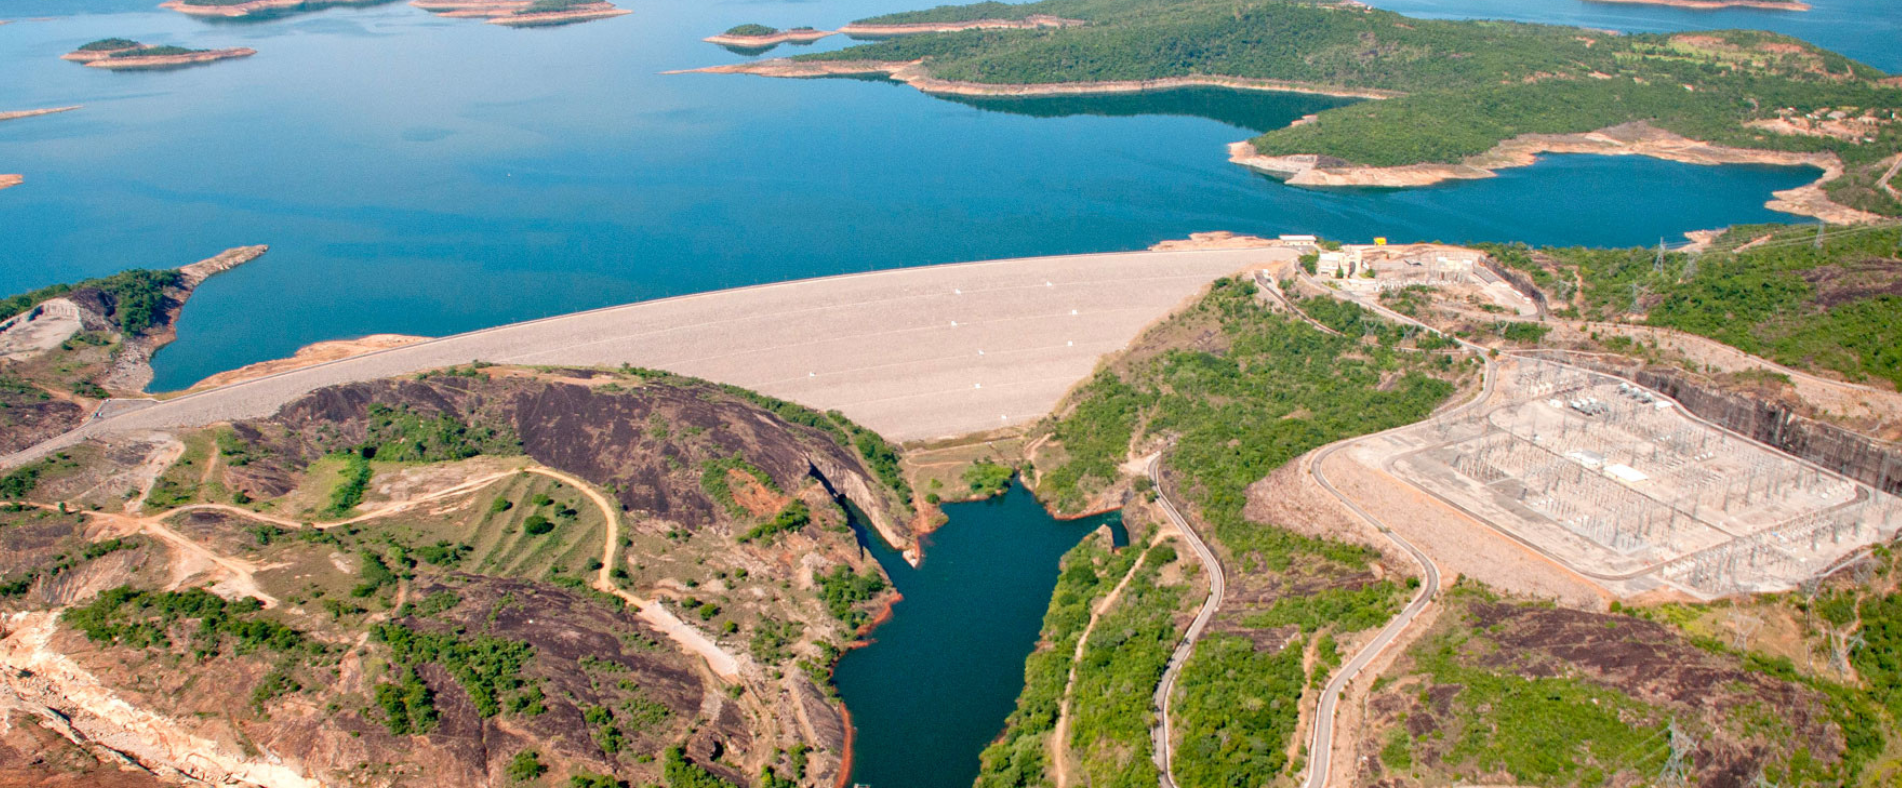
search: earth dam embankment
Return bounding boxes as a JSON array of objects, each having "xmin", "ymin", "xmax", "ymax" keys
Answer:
[{"xmin": 2, "ymin": 247, "xmax": 1294, "ymax": 468}]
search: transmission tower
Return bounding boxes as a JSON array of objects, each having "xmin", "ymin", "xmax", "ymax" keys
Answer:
[
  {"xmin": 1660, "ymin": 719, "xmax": 1696, "ymax": 787},
  {"xmin": 1729, "ymin": 612, "xmax": 1763, "ymax": 651}
]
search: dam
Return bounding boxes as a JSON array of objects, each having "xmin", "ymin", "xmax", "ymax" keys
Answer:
[{"xmin": 4, "ymin": 247, "xmax": 1294, "ymax": 468}]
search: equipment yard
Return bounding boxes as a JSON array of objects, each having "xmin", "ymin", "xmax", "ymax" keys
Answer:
[{"xmin": 1363, "ymin": 358, "xmax": 1898, "ymax": 599}]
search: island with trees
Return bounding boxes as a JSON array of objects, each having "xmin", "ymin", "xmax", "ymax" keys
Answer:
[
  {"xmin": 703, "ymin": 24, "xmax": 835, "ymax": 49},
  {"xmin": 62, "ymin": 39, "xmax": 256, "ymax": 70},
  {"xmin": 690, "ymin": 0, "xmax": 1902, "ymax": 221},
  {"xmin": 159, "ymin": 0, "xmax": 399, "ymax": 19},
  {"xmin": 409, "ymin": 0, "xmax": 631, "ymax": 27}
]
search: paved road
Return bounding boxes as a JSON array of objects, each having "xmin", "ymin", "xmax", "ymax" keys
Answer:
[
  {"xmin": 3, "ymin": 248, "xmax": 1293, "ymax": 469},
  {"xmin": 1292, "ymin": 262, "xmax": 1502, "ymax": 788},
  {"xmin": 1147, "ymin": 452, "xmax": 1225, "ymax": 788}
]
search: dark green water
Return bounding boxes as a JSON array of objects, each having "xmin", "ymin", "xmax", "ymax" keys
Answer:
[{"xmin": 835, "ymin": 482, "xmax": 1125, "ymax": 787}]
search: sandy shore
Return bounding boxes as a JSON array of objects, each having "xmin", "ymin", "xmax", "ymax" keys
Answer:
[
  {"xmin": 77, "ymin": 48, "xmax": 256, "ymax": 70},
  {"xmin": 672, "ymin": 59, "xmax": 1400, "ymax": 101},
  {"xmin": 60, "ymin": 46, "xmax": 138, "ymax": 62},
  {"xmin": 0, "ymin": 175, "xmax": 21, "ymax": 191},
  {"xmin": 837, "ymin": 15, "xmax": 1083, "ymax": 37},
  {"xmin": 0, "ymin": 106, "xmax": 80, "ymax": 122},
  {"xmin": 489, "ymin": 6, "xmax": 629, "ymax": 27},
  {"xmin": 183, "ymin": 335, "xmax": 431, "ymax": 393},
  {"xmin": 1232, "ymin": 122, "xmax": 1887, "ymax": 225},
  {"xmin": 410, "ymin": 0, "xmax": 628, "ymax": 26},
  {"xmin": 704, "ymin": 29, "xmax": 834, "ymax": 47},
  {"xmin": 1583, "ymin": 0, "xmax": 1810, "ymax": 10}
]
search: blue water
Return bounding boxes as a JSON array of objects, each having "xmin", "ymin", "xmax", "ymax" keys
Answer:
[
  {"xmin": 0, "ymin": 0, "xmax": 1858, "ymax": 390},
  {"xmin": 835, "ymin": 482, "xmax": 1126, "ymax": 787}
]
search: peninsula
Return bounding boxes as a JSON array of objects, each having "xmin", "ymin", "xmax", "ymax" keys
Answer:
[
  {"xmin": 62, "ymin": 40, "xmax": 256, "ymax": 70},
  {"xmin": 703, "ymin": 24, "xmax": 834, "ymax": 48},
  {"xmin": 706, "ymin": 0, "xmax": 1902, "ymax": 219},
  {"xmin": 0, "ymin": 175, "xmax": 20, "ymax": 191},
  {"xmin": 0, "ymin": 106, "xmax": 81, "ymax": 123},
  {"xmin": 409, "ymin": 0, "xmax": 631, "ymax": 27},
  {"xmin": 159, "ymin": 0, "xmax": 397, "ymax": 18},
  {"xmin": 0, "ymin": 245, "xmax": 267, "ymax": 453}
]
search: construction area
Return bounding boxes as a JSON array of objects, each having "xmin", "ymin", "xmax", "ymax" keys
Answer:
[
  {"xmin": 1307, "ymin": 243, "xmax": 1539, "ymax": 317},
  {"xmin": 1373, "ymin": 358, "xmax": 1900, "ymax": 599}
]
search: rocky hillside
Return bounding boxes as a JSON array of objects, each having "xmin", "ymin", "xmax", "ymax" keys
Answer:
[{"xmin": 0, "ymin": 366, "xmax": 909, "ymax": 786}]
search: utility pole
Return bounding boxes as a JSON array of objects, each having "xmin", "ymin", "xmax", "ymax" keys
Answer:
[
  {"xmin": 1814, "ymin": 221, "xmax": 1826, "ymax": 250},
  {"xmin": 1654, "ymin": 238, "xmax": 1666, "ymax": 272}
]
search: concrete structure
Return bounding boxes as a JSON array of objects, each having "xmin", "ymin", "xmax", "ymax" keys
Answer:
[
  {"xmin": 2, "ymin": 247, "xmax": 1294, "ymax": 468},
  {"xmin": 1316, "ymin": 243, "xmax": 1537, "ymax": 316}
]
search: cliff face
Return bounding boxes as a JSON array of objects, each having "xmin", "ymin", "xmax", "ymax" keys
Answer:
[{"xmin": 1533, "ymin": 351, "xmax": 1902, "ymax": 496}]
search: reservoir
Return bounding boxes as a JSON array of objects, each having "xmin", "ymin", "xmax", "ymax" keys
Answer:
[
  {"xmin": 1, "ymin": 0, "xmax": 1894, "ymax": 790},
  {"xmin": 0, "ymin": 0, "xmax": 1855, "ymax": 391},
  {"xmin": 836, "ymin": 483, "xmax": 1126, "ymax": 787}
]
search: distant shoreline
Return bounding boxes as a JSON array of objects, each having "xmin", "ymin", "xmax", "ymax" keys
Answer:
[
  {"xmin": 1231, "ymin": 122, "xmax": 1882, "ymax": 225},
  {"xmin": 671, "ymin": 59, "xmax": 1401, "ymax": 101},
  {"xmin": 837, "ymin": 15, "xmax": 1083, "ymax": 37},
  {"xmin": 1581, "ymin": 0, "xmax": 1811, "ymax": 11},
  {"xmin": 159, "ymin": 0, "xmax": 390, "ymax": 18}
]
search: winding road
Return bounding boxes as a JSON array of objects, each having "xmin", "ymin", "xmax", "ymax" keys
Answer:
[
  {"xmin": 1147, "ymin": 453, "xmax": 1225, "ymax": 788},
  {"xmin": 1291, "ymin": 266, "xmax": 1497, "ymax": 788}
]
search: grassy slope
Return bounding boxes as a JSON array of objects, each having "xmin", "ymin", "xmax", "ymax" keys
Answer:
[
  {"xmin": 802, "ymin": 0, "xmax": 1902, "ymax": 215},
  {"xmin": 1484, "ymin": 222, "xmax": 1902, "ymax": 389},
  {"xmin": 1362, "ymin": 568, "xmax": 1902, "ymax": 787},
  {"xmin": 1022, "ymin": 277, "xmax": 1463, "ymax": 785}
]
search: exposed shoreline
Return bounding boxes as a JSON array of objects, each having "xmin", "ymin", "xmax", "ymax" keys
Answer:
[
  {"xmin": 0, "ymin": 175, "xmax": 20, "ymax": 191},
  {"xmin": 0, "ymin": 106, "xmax": 80, "ymax": 122},
  {"xmin": 1231, "ymin": 122, "xmax": 1887, "ymax": 225},
  {"xmin": 410, "ymin": 0, "xmax": 629, "ymax": 26},
  {"xmin": 105, "ymin": 245, "xmax": 272, "ymax": 393},
  {"xmin": 837, "ymin": 14, "xmax": 1083, "ymax": 37},
  {"xmin": 180, "ymin": 334, "xmax": 431, "ymax": 393},
  {"xmin": 65, "ymin": 46, "xmax": 257, "ymax": 70},
  {"xmin": 669, "ymin": 59, "xmax": 1401, "ymax": 101},
  {"xmin": 704, "ymin": 29, "xmax": 834, "ymax": 47},
  {"xmin": 159, "ymin": 0, "xmax": 387, "ymax": 17},
  {"xmin": 1582, "ymin": 0, "xmax": 1810, "ymax": 11}
]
